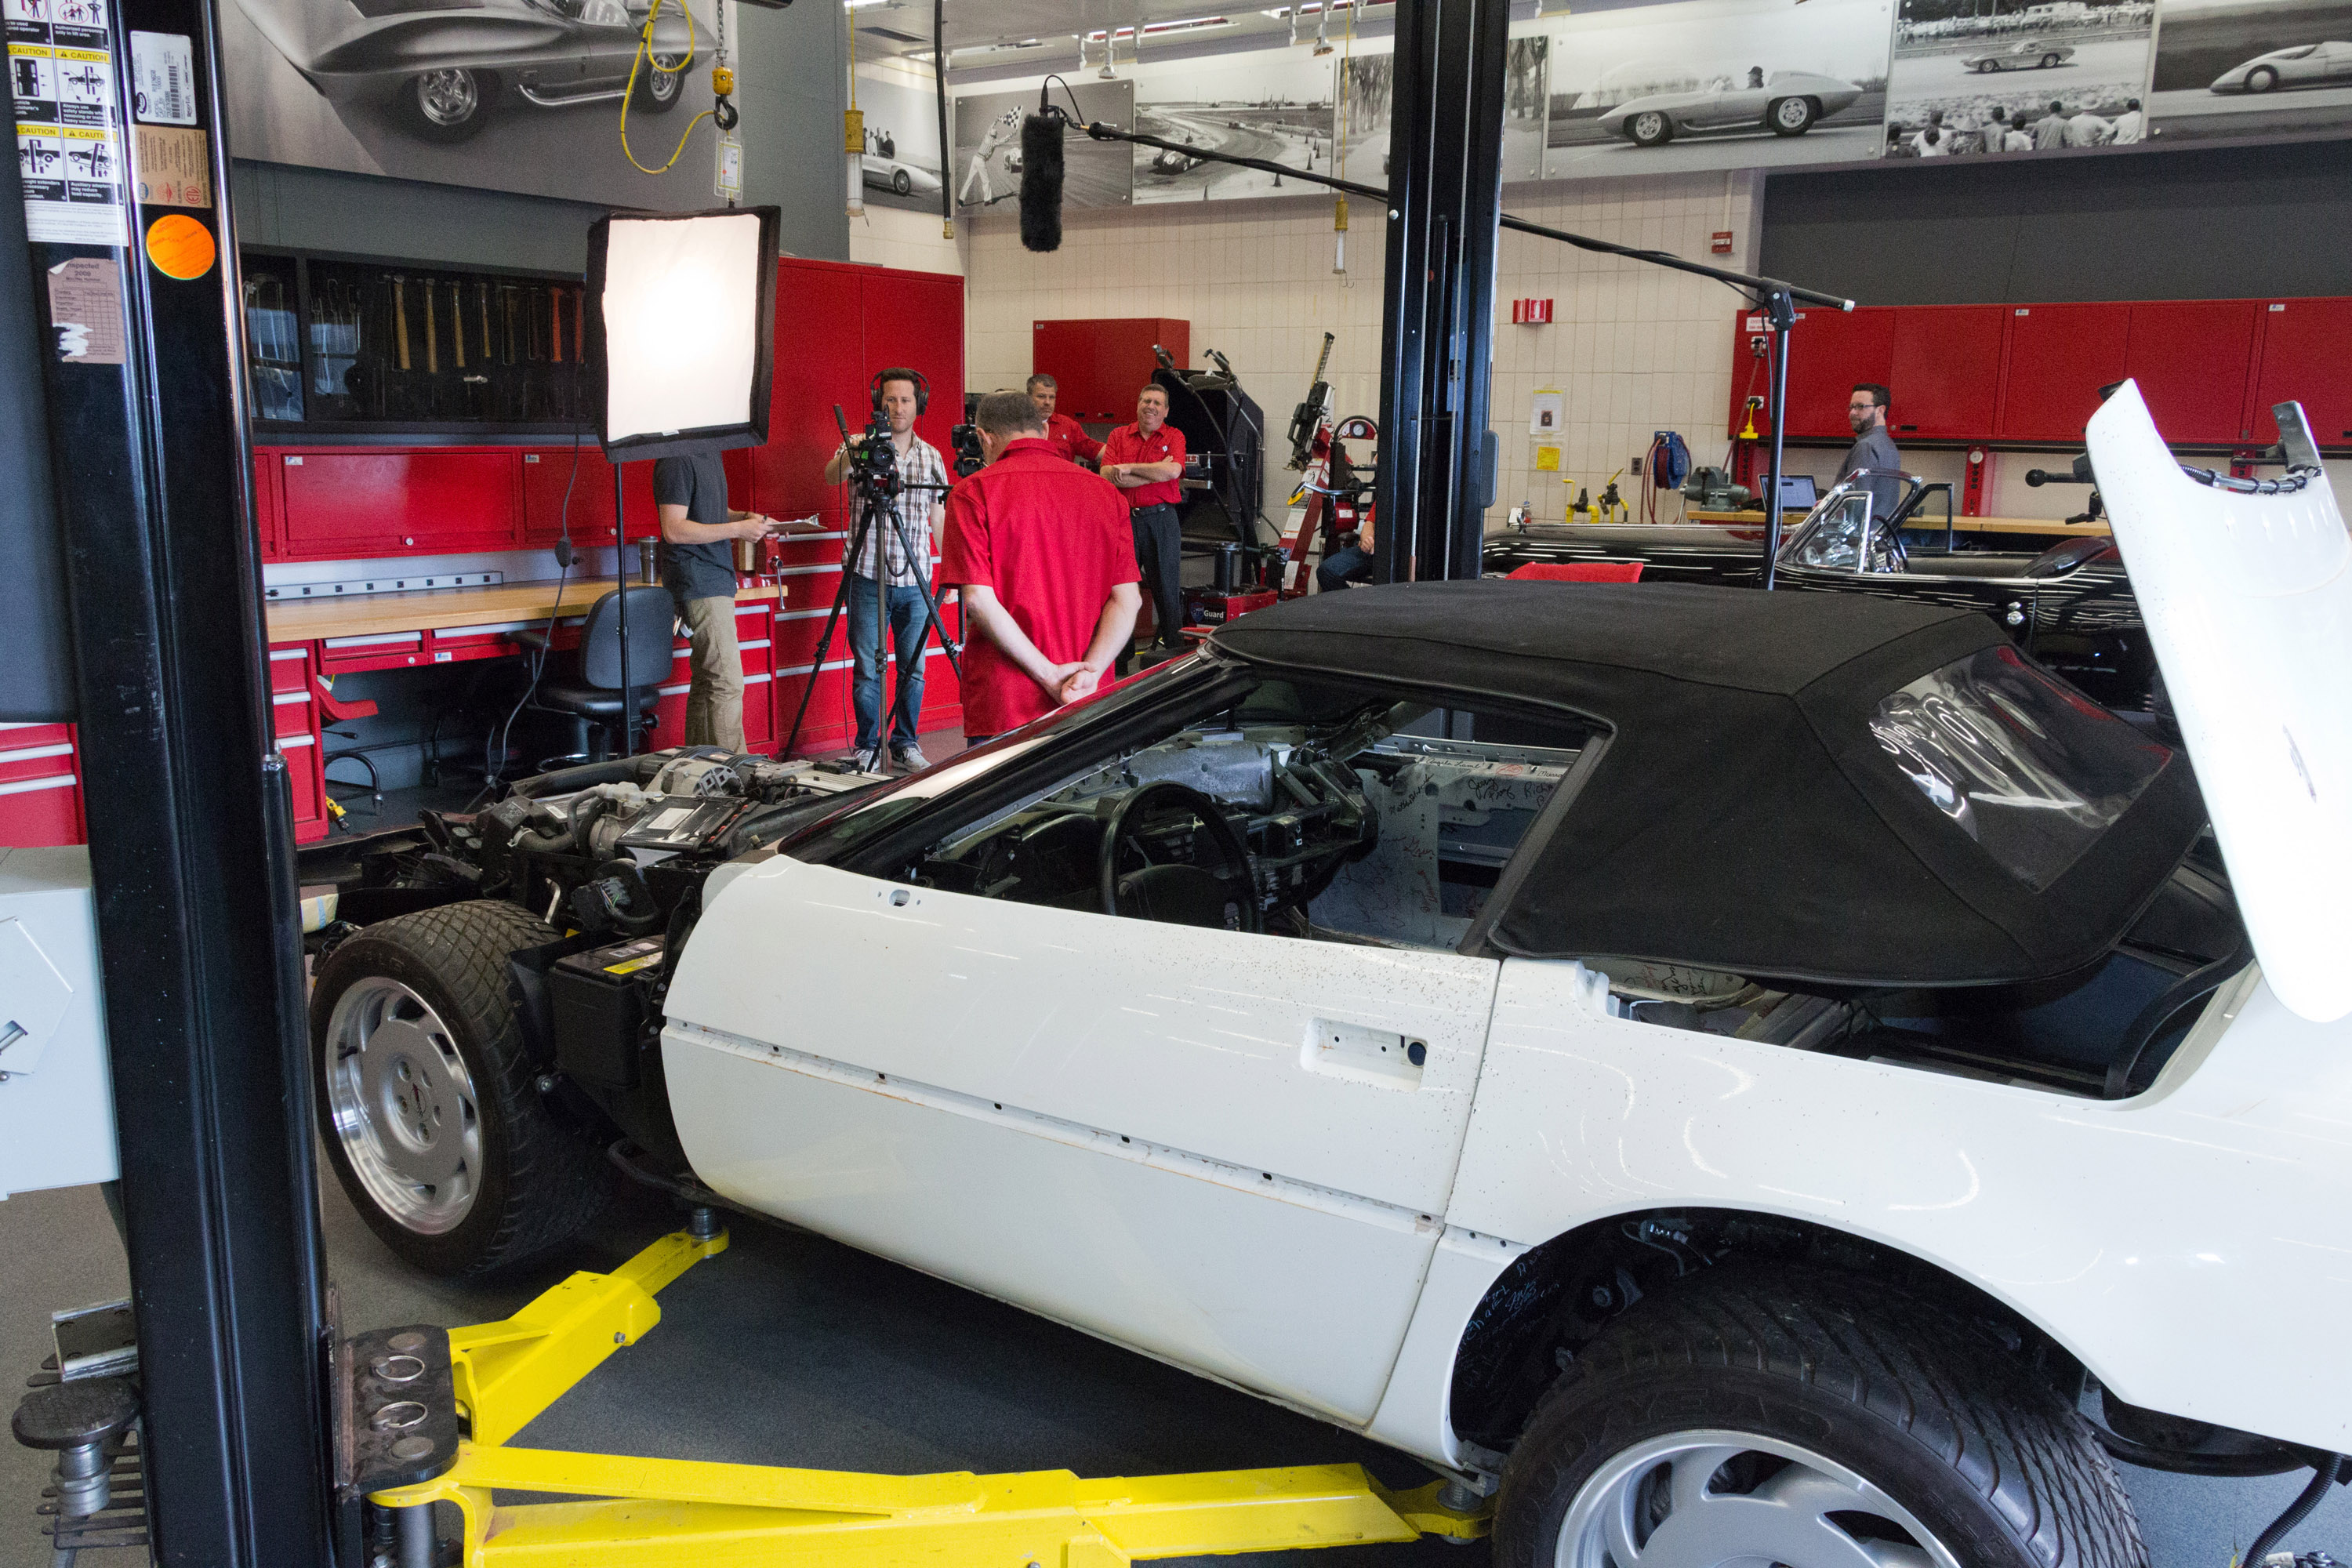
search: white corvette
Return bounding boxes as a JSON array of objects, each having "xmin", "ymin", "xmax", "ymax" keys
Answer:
[{"xmin": 310, "ymin": 385, "xmax": 2350, "ymax": 1567}]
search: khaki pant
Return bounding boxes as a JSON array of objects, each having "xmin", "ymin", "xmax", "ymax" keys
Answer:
[{"xmin": 681, "ymin": 595, "xmax": 745, "ymax": 753}]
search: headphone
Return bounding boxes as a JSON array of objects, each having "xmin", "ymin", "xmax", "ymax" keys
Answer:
[{"xmin": 871, "ymin": 367, "xmax": 929, "ymax": 416}]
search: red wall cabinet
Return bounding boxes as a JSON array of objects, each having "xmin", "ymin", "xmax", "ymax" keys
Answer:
[
  {"xmin": 1996, "ymin": 303, "xmax": 2130, "ymax": 444},
  {"xmin": 2252, "ymin": 298, "xmax": 2352, "ymax": 447},
  {"xmin": 1888, "ymin": 306, "xmax": 2005, "ymax": 439},
  {"xmin": 279, "ymin": 449, "xmax": 519, "ymax": 557},
  {"xmin": 1033, "ymin": 318, "xmax": 1191, "ymax": 425},
  {"xmin": 2124, "ymin": 300, "xmax": 2263, "ymax": 445},
  {"xmin": 252, "ymin": 453, "xmax": 283, "ymax": 559},
  {"xmin": 1771, "ymin": 305, "xmax": 1894, "ymax": 441}
]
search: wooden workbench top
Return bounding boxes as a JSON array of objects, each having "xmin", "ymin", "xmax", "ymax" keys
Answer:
[
  {"xmin": 1686, "ymin": 509, "xmax": 2111, "ymax": 536},
  {"xmin": 265, "ymin": 579, "xmax": 784, "ymax": 643}
]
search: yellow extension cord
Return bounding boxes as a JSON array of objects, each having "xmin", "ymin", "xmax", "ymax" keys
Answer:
[{"xmin": 619, "ymin": 0, "xmax": 713, "ymax": 175}]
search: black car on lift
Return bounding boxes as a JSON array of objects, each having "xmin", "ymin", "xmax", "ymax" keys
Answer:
[{"xmin": 1482, "ymin": 473, "xmax": 2161, "ymax": 720}]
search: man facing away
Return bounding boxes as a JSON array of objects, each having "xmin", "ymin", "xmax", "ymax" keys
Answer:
[
  {"xmin": 2111, "ymin": 98, "xmax": 2145, "ymax": 143},
  {"xmin": 823, "ymin": 367, "xmax": 951, "ymax": 773},
  {"xmin": 2031, "ymin": 101, "xmax": 2071, "ymax": 150},
  {"xmin": 654, "ymin": 446, "xmax": 773, "ymax": 753},
  {"xmin": 939, "ymin": 391, "xmax": 1141, "ymax": 745},
  {"xmin": 1842, "ymin": 383, "xmax": 1903, "ymax": 523},
  {"xmin": 1099, "ymin": 383, "xmax": 1189, "ymax": 662},
  {"xmin": 1028, "ymin": 373, "xmax": 1104, "ymax": 467}
]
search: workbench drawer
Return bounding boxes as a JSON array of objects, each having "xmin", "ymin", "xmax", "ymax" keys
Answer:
[
  {"xmin": 321, "ymin": 631, "xmax": 426, "ymax": 673},
  {"xmin": 737, "ymin": 634, "xmax": 772, "ymax": 679},
  {"xmin": 742, "ymin": 671, "xmax": 775, "ymax": 750},
  {"xmin": 428, "ymin": 620, "xmax": 535, "ymax": 663},
  {"xmin": 0, "ymin": 772, "xmax": 84, "ymax": 848},
  {"xmin": 0, "ymin": 730, "xmax": 80, "ymax": 788},
  {"xmin": 271, "ymin": 688, "xmax": 316, "ymax": 739},
  {"xmin": 268, "ymin": 645, "xmax": 313, "ymax": 692},
  {"xmin": 280, "ymin": 732, "xmax": 328, "ymax": 844}
]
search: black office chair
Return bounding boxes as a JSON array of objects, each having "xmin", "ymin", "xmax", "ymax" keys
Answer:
[{"xmin": 518, "ymin": 585, "xmax": 675, "ymax": 764}]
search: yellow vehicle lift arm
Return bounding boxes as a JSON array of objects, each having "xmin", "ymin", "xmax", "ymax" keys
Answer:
[{"xmin": 354, "ymin": 1221, "xmax": 1490, "ymax": 1567}]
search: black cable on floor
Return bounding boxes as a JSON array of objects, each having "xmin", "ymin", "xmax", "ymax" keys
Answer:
[
  {"xmin": 2242, "ymin": 1454, "xmax": 2350, "ymax": 1568},
  {"xmin": 472, "ymin": 423, "xmax": 586, "ymax": 808}
]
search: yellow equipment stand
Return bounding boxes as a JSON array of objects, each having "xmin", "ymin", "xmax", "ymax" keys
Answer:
[{"xmin": 363, "ymin": 1223, "xmax": 1492, "ymax": 1566}]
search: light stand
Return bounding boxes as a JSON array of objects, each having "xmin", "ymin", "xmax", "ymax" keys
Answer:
[
  {"xmin": 1759, "ymin": 286, "xmax": 1795, "ymax": 591},
  {"xmin": 614, "ymin": 463, "xmax": 634, "ymax": 755}
]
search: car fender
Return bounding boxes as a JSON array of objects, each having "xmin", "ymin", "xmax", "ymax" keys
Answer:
[{"xmin": 1376, "ymin": 957, "xmax": 2352, "ymax": 1467}]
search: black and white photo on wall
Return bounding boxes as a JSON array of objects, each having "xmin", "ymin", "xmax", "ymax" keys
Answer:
[
  {"xmin": 1128, "ymin": 48, "xmax": 1334, "ymax": 203},
  {"xmin": 2144, "ymin": 0, "xmax": 2352, "ymax": 142},
  {"xmin": 852, "ymin": 64, "xmax": 944, "ymax": 211},
  {"xmin": 952, "ymin": 77, "xmax": 1132, "ymax": 210},
  {"xmin": 1534, "ymin": 0, "xmax": 1893, "ymax": 177},
  {"xmin": 1884, "ymin": 0, "xmax": 2153, "ymax": 155},
  {"xmin": 220, "ymin": 0, "xmax": 741, "ymax": 209}
]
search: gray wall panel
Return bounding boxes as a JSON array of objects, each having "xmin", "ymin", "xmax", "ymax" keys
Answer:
[{"xmin": 1762, "ymin": 142, "xmax": 2352, "ymax": 306}]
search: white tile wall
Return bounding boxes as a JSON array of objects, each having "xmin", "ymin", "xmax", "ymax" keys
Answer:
[
  {"xmin": 847, "ymin": 203, "xmax": 967, "ymax": 276},
  {"xmin": 962, "ymin": 169, "xmax": 1764, "ymax": 528}
]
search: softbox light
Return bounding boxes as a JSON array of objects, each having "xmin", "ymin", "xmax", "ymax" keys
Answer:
[{"xmin": 583, "ymin": 206, "xmax": 779, "ymax": 462}]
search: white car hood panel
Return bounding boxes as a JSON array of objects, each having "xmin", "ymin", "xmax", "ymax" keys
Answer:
[{"xmin": 2089, "ymin": 380, "xmax": 2352, "ymax": 1022}]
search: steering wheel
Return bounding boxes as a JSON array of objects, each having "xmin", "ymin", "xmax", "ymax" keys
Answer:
[{"xmin": 1097, "ymin": 781, "xmax": 1262, "ymax": 935}]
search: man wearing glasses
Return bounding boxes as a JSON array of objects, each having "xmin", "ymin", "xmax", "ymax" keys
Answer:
[{"xmin": 1842, "ymin": 383, "xmax": 1902, "ymax": 522}]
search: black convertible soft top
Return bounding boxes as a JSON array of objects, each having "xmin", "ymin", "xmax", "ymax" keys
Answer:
[{"xmin": 1211, "ymin": 580, "xmax": 2203, "ymax": 987}]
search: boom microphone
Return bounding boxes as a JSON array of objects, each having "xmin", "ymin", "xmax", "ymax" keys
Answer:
[{"xmin": 1019, "ymin": 103, "xmax": 1065, "ymax": 253}]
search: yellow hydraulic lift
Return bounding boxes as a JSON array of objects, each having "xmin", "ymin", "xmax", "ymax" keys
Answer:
[{"xmin": 355, "ymin": 1220, "xmax": 1492, "ymax": 1566}]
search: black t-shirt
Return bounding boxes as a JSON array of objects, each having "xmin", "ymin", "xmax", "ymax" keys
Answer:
[{"xmin": 653, "ymin": 450, "xmax": 739, "ymax": 604}]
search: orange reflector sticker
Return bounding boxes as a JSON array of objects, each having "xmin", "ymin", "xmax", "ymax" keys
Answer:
[{"xmin": 145, "ymin": 214, "xmax": 216, "ymax": 280}]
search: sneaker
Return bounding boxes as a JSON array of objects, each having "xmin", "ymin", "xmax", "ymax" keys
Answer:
[
  {"xmin": 848, "ymin": 746, "xmax": 887, "ymax": 775},
  {"xmin": 891, "ymin": 742, "xmax": 929, "ymax": 773}
]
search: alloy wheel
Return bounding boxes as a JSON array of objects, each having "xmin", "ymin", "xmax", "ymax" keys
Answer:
[
  {"xmin": 1554, "ymin": 1430, "xmax": 1964, "ymax": 1568},
  {"xmin": 324, "ymin": 976, "xmax": 483, "ymax": 1236},
  {"xmin": 415, "ymin": 68, "xmax": 480, "ymax": 128}
]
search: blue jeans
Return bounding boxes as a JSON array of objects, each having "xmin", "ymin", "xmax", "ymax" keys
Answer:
[
  {"xmin": 849, "ymin": 575, "xmax": 931, "ymax": 753},
  {"xmin": 1316, "ymin": 541, "xmax": 1371, "ymax": 595}
]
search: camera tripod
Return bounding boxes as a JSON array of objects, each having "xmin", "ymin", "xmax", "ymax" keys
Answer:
[{"xmin": 782, "ymin": 419, "xmax": 964, "ymax": 764}]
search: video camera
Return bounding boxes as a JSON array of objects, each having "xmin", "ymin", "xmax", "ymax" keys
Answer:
[
  {"xmin": 835, "ymin": 405, "xmax": 903, "ymax": 499},
  {"xmin": 949, "ymin": 423, "xmax": 984, "ymax": 479}
]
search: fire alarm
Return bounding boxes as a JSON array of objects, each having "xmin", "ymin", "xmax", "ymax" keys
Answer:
[
  {"xmin": 1511, "ymin": 298, "xmax": 1553, "ymax": 325},
  {"xmin": 1711, "ymin": 230, "xmax": 1734, "ymax": 255}
]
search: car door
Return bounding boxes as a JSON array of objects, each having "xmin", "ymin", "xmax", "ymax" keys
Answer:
[{"xmin": 664, "ymin": 839, "xmax": 1502, "ymax": 1424}]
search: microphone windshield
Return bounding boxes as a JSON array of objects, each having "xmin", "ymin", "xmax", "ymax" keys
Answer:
[{"xmin": 1019, "ymin": 109, "xmax": 1065, "ymax": 253}]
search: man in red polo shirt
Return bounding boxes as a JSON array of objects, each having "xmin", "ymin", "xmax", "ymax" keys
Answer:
[
  {"xmin": 1099, "ymin": 383, "xmax": 1189, "ymax": 661},
  {"xmin": 1027, "ymin": 373, "xmax": 1102, "ymax": 468},
  {"xmin": 940, "ymin": 391, "xmax": 1141, "ymax": 742}
]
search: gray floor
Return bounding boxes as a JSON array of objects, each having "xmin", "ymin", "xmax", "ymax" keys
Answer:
[{"xmin": 5, "ymin": 1177, "xmax": 2349, "ymax": 1568}]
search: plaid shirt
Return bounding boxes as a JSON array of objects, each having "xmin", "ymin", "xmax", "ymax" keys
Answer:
[{"xmin": 847, "ymin": 433, "xmax": 949, "ymax": 586}]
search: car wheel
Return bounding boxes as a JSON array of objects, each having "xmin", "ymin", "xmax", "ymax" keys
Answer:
[
  {"xmin": 1976, "ymin": 59, "xmax": 1998, "ymax": 71},
  {"xmin": 1767, "ymin": 96, "xmax": 1818, "ymax": 135},
  {"xmin": 2042, "ymin": 53, "xmax": 2063, "ymax": 67},
  {"xmin": 1494, "ymin": 1266, "xmax": 2148, "ymax": 1568},
  {"xmin": 2247, "ymin": 65, "xmax": 2279, "ymax": 91},
  {"xmin": 312, "ymin": 899, "xmax": 609, "ymax": 1278},
  {"xmin": 397, "ymin": 67, "xmax": 497, "ymax": 143},
  {"xmin": 891, "ymin": 166, "xmax": 912, "ymax": 195},
  {"xmin": 1627, "ymin": 111, "xmax": 1672, "ymax": 147},
  {"xmin": 633, "ymin": 53, "xmax": 687, "ymax": 114}
]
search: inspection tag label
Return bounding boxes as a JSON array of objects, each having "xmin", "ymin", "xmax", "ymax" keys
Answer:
[
  {"xmin": 46, "ymin": 257, "xmax": 125, "ymax": 364},
  {"xmin": 132, "ymin": 122, "xmax": 208, "ymax": 205}
]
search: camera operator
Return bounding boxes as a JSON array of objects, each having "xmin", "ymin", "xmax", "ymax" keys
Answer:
[
  {"xmin": 939, "ymin": 391, "xmax": 1139, "ymax": 744},
  {"xmin": 655, "ymin": 445, "xmax": 774, "ymax": 754},
  {"xmin": 1100, "ymin": 384, "xmax": 1189, "ymax": 662},
  {"xmin": 824, "ymin": 368, "xmax": 952, "ymax": 772},
  {"xmin": 1027, "ymin": 373, "xmax": 1102, "ymax": 467}
]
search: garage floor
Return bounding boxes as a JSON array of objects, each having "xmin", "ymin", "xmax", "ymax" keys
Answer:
[{"xmin": 4, "ymin": 1176, "xmax": 2348, "ymax": 1568}]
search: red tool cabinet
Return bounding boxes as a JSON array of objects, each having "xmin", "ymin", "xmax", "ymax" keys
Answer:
[
  {"xmin": 1032, "ymin": 318, "xmax": 1191, "ymax": 424},
  {"xmin": 1733, "ymin": 293, "xmax": 2352, "ymax": 453}
]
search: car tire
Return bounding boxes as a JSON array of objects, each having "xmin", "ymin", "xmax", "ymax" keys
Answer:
[
  {"xmin": 891, "ymin": 166, "xmax": 912, "ymax": 195},
  {"xmin": 1494, "ymin": 1265, "xmax": 2148, "ymax": 1568},
  {"xmin": 397, "ymin": 68, "xmax": 497, "ymax": 143},
  {"xmin": 1627, "ymin": 111, "xmax": 1673, "ymax": 146},
  {"xmin": 1977, "ymin": 59, "xmax": 1998, "ymax": 71},
  {"xmin": 633, "ymin": 53, "xmax": 687, "ymax": 114},
  {"xmin": 1767, "ymin": 96, "xmax": 1818, "ymax": 135},
  {"xmin": 2042, "ymin": 53, "xmax": 2063, "ymax": 66},
  {"xmin": 312, "ymin": 899, "xmax": 610, "ymax": 1279},
  {"xmin": 2247, "ymin": 65, "xmax": 2279, "ymax": 91}
]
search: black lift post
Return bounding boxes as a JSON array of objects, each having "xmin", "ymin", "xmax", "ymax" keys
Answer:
[
  {"xmin": 13, "ymin": 0, "xmax": 338, "ymax": 1556},
  {"xmin": 1372, "ymin": 0, "xmax": 1509, "ymax": 586}
]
